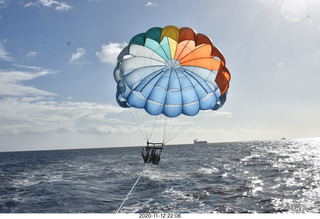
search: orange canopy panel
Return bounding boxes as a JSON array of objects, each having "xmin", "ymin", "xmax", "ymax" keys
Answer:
[
  {"xmin": 180, "ymin": 57, "xmax": 221, "ymax": 71},
  {"xmin": 178, "ymin": 44, "xmax": 212, "ymax": 63}
]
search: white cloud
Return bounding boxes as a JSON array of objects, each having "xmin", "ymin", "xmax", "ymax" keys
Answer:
[
  {"xmin": 197, "ymin": 110, "xmax": 233, "ymax": 118},
  {"xmin": 70, "ymin": 48, "xmax": 86, "ymax": 64},
  {"xmin": 26, "ymin": 51, "xmax": 38, "ymax": 58},
  {"xmin": 0, "ymin": 42, "xmax": 14, "ymax": 61},
  {"xmin": 0, "ymin": 97, "xmax": 125, "ymax": 135},
  {"xmin": 78, "ymin": 124, "xmax": 132, "ymax": 135},
  {"xmin": 0, "ymin": 64, "xmax": 127, "ymax": 138},
  {"xmin": 24, "ymin": 1, "xmax": 37, "ymax": 7},
  {"xmin": 145, "ymin": 1, "xmax": 158, "ymax": 7},
  {"xmin": 96, "ymin": 42, "xmax": 127, "ymax": 64},
  {"xmin": 213, "ymin": 111, "xmax": 233, "ymax": 118},
  {"xmin": 24, "ymin": 0, "xmax": 72, "ymax": 12},
  {"xmin": 0, "ymin": 0, "xmax": 9, "ymax": 8},
  {"xmin": 55, "ymin": 2, "xmax": 72, "ymax": 11},
  {"xmin": 0, "ymin": 65, "xmax": 57, "ymax": 96}
]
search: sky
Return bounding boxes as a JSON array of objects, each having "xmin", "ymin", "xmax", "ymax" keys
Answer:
[{"xmin": 0, "ymin": 0, "xmax": 320, "ymax": 152}]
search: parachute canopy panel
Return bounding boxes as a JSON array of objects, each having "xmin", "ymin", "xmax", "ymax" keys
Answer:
[{"xmin": 114, "ymin": 25, "xmax": 231, "ymax": 118}]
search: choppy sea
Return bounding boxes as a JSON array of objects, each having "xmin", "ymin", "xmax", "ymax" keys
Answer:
[{"xmin": 1, "ymin": 138, "xmax": 320, "ymax": 213}]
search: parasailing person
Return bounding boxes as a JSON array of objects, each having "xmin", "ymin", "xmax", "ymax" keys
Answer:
[{"xmin": 141, "ymin": 141, "xmax": 163, "ymax": 165}]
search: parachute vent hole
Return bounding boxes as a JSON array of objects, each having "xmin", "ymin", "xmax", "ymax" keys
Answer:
[{"xmin": 165, "ymin": 59, "xmax": 181, "ymax": 70}]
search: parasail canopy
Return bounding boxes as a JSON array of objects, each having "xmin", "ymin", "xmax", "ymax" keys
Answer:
[{"xmin": 114, "ymin": 25, "xmax": 230, "ymax": 118}]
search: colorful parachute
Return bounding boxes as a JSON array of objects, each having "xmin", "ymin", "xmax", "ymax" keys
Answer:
[{"xmin": 114, "ymin": 25, "xmax": 230, "ymax": 118}]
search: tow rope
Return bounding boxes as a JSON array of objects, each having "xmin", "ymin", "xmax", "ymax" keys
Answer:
[{"xmin": 115, "ymin": 155, "xmax": 151, "ymax": 213}]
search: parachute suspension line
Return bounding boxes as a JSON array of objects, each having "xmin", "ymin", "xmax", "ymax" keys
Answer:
[
  {"xmin": 165, "ymin": 112, "xmax": 207, "ymax": 144},
  {"xmin": 129, "ymin": 107, "xmax": 166, "ymax": 144},
  {"xmin": 152, "ymin": 115, "xmax": 165, "ymax": 144},
  {"xmin": 132, "ymin": 108, "xmax": 155, "ymax": 143},
  {"xmin": 163, "ymin": 115, "xmax": 177, "ymax": 144},
  {"xmin": 148, "ymin": 114, "xmax": 159, "ymax": 142},
  {"xmin": 163, "ymin": 115, "xmax": 168, "ymax": 144},
  {"xmin": 143, "ymin": 111, "xmax": 149, "ymax": 142},
  {"xmin": 163, "ymin": 115, "xmax": 188, "ymax": 145},
  {"xmin": 129, "ymin": 108, "xmax": 147, "ymax": 142},
  {"xmin": 165, "ymin": 115, "xmax": 199, "ymax": 144},
  {"xmin": 115, "ymin": 155, "xmax": 151, "ymax": 213},
  {"xmin": 165, "ymin": 119, "xmax": 186, "ymax": 144}
]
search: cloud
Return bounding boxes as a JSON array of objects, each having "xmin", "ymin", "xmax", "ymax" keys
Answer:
[
  {"xmin": 0, "ymin": 0, "xmax": 9, "ymax": 8},
  {"xmin": 24, "ymin": 0, "xmax": 72, "ymax": 12},
  {"xmin": 199, "ymin": 111, "xmax": 233, "ymax": 118},
  {"xmin": 55, "ymin": 2, "xmax": 72, "ymax": 11},
  {"xmin": 24, "ymin": 2, "xmax": 36, "ymax": 7},
  {"xmin": 213, "ymin": 111, "xmax": 233, "ymax": 118},
  {"xmin": 96, "ymin": 42, "xmax": 127, "ymax": 64},
  {"xmin": 26, "ymin": 51, "xmax": 38, "ymax": 58},
  {"xmin": 70, "ymin": 48, "xmax": 86, "ymax": 64},
  {"xmin": 145, "ymin": 1, "xmax": 158, "ymax": 7},
  {"xmin": 0, "ymin": 64, "xmax": 127, "ymax": 137},
  {"xmin": 0, "ymin": 65, "xmax": 57, "ymax": 96},
  {"xmin": 0, "ymin": 42, "xmax": 14, "ymax": 61},
  {"xmin": 0, "ymin": 97, "xmax": 125, "ymax": 135},
  {"xmin": 78, "ymin": 124, "xmax": 131, "ymax": 135}
]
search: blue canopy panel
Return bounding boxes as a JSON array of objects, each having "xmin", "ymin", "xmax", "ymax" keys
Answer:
[
  {"xmin": 162, "ymin": 70, "xmax": 182, "ymax": 117},
  {"xmin": 163, "ymin": 94, "xmax": 182, "ymax": 117},
  {"xmin": 181, "ymin": 69, "xmax": 216, "ymax": 110},
  {"xmin": 144, "ymin": 71, "xmax": 169, "ymax": 115},
  {"xmin": 176, "ymin": 70, "xmax": 199, "ymax": 116},
  {"xmin": 124, "ymin": 66, "xmax": 165, "ymax": 90},
  {"xmin": 127, "ymin": 70, "xmax": 165, "ymax": 108}
]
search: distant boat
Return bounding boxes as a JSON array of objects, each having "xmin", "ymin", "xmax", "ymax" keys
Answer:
[
  {"xmin": 194, "ymin": 139, "xmax": 208, "ymax": 144},
  {"xmin": 280, "ymin": 138, "xmax": 286, "ymax": 140}
]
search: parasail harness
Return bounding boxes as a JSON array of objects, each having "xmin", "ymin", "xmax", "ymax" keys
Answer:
[
  {"xmin": 147, "ymin": 141, "xmax": 164, "ymax": 147},
  {"xmin": 142, "ymin": 141, "xmax": 164, "ymax": 165}
]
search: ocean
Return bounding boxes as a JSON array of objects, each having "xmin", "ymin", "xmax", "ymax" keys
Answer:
[{"xmin": 0, "ymin": 138, "xmax": 320, "ymax": 213}]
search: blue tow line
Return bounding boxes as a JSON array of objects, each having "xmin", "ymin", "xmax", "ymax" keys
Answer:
[{"xmin": 115, "ymin": 156, "xmax": 151, "ymax": 213}]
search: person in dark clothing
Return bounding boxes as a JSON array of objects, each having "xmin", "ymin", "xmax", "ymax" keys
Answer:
[
  {"xmin": 141, "ymin": 146, "xmax": 151, "ymax": 163},
  {"xmin": 141, "ymin": 144, "xmax": 163, "ymax": 165},
  {"xmin": 151, "ymin": 148, "xmax": 161, "ymax": 165}
]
